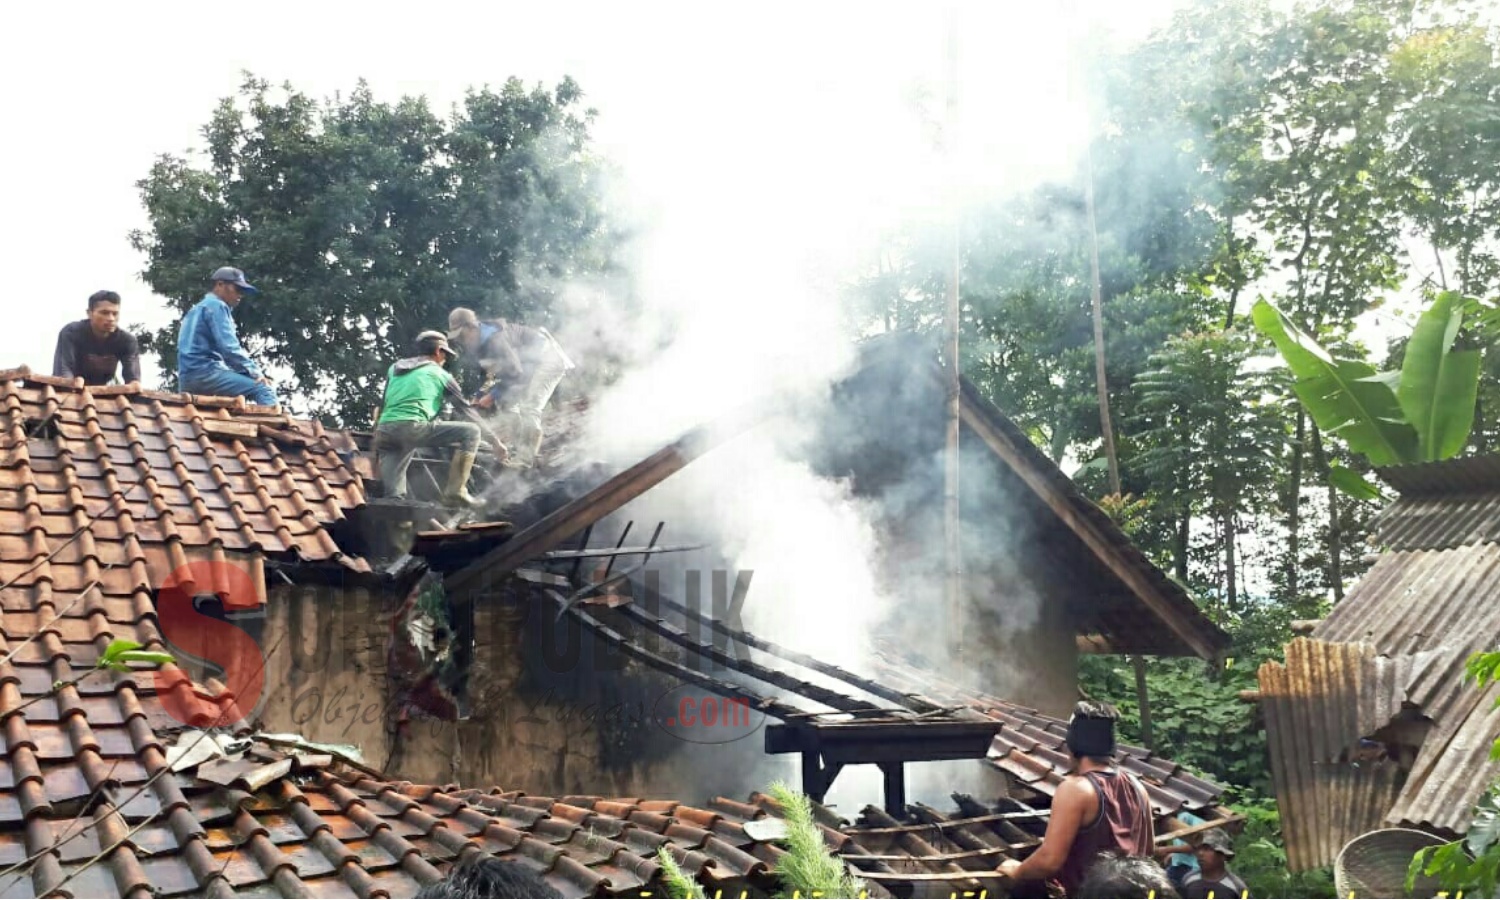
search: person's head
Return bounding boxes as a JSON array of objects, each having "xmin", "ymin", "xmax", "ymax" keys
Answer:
[
  {"xmin": 414, "ymin": 856, "xmax": 562, "ymax": 899},
  {"xmin": 86, "ymin": 290, "xmax": 122, "ymax": 337},
  {"xmin": 209, "ymin": 266, "xmax": 258, "ymax": 306},
  {"xmin": 1066, "ymin": 700, "xmax": 1120, "ymax": 766},
  {"xmin": 1194, "ymin": 828, "xmax": 1235, "ymax": 874},
  {"xmin": 1077, "ymin": 853, "xmax": 1180, "ymax": 899},
  {"xmin": 447, "ymin": 307, "xmax": 483, "ymax": 353},
  {"xmin": 415, "ymin": 330, "xmax": 459, "ymax": 366}
]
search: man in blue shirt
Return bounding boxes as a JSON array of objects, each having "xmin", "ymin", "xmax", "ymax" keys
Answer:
[
  {"xmin": 1154, "ymin": 810, "xmax": 1207, "ymax": 888},
  {"xmin": 177, "ymin": 267, "xmax": 277, "ymax": 408}
]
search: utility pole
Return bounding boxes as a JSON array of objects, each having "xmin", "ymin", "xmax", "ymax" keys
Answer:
[
  {"xmin": 944, "ymin": 11, "xmax": 964, "ymax": 662},
  {"xmin": 1072, "ymin": 6, "xmax": 1153, "ymax": 750}
]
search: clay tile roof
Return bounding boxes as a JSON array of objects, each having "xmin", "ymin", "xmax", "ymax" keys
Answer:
[{"xmin": 0, "ymin": 370, "xmax": 370, "ymax": 615}]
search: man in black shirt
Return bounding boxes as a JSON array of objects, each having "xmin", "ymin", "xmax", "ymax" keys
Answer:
[
  {"xmin": 1180, "ymin": 829, "xmax": 1249, "ymax": 898},
  {"xmin": 53, "ymin": 291, "xmax": 141, "ymax": 386}
]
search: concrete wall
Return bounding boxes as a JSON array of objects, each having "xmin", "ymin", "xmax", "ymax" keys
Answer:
[{"xmin": 253, "ymin": 580, "xmax": 774, "ymax": 799}]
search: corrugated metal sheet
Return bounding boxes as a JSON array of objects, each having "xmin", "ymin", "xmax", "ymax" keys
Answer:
[
  {"xmin": 1374, "ymin": 457, "xmax": 1500, "ymax": 550},
  {"xmin": 1257, "ymin": 639, "xmax": 1417, "ymax": 871},
  {"xmin": 1372, "ymin": 491, "xmax": 1500, "ymax": 551},
  {"xmin": 1377, "ymin": 456, "xmax": 1500, "ymax": 496},
  {"xmin": 1262, "ymin": 491, "xmax": 1500, "ymax": 870}
]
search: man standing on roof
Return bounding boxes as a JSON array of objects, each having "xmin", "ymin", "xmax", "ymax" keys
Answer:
[
  {"xmin": 373, "ymin": 330, "xmax": 498, "ymax": 508},
  {"xmin": 446, "ymin": 307, "xmax": 574, "ymax": 470},
  {"xmin": 998, "ymin": 701, "xmax": 1156, "ymax": 896},
  {"xmin": 177, "ymin": 267, "xmax": 277, "ymax": 407},
  {"xmin": 53, "ymin": 290, "xmax": 141, "ymax": 386}
]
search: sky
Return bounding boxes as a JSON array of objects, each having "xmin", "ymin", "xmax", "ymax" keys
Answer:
[{"xmin": 0, "ymin": 0, "xmax": 1180, "ymax": 386}]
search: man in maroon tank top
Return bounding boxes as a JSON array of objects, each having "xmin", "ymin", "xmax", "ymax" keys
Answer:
[{"xmin": 999, "ymin": 702, "xmax": 1157, "ymax": 896}]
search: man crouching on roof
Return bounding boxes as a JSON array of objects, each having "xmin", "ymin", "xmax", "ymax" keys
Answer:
[{"xmin": 373, "ymin": 330, "xmax": 503, "ymax": 508}]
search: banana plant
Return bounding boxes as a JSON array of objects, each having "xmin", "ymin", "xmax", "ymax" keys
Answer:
[{"xmin": 1252, "ymin": 292, "xmax": 1483, "ymax": 497}]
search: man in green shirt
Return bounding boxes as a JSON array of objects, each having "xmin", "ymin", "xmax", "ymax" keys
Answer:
[{"xmin": 374, "ymin": 331, "xmax": 493, "ymax": 507}]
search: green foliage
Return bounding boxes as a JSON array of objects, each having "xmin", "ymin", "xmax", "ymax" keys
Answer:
[
  {"xmin": 767, "ymin": 782, "xmax": 864, "ymax": 899},
  {"xmin": 100, "ymin": 639, "xmax": 174, "ymax": 672},
  {"xmin": 1399, "ymin": 291, "xmax": 1483, "ymax": 460},
  {"xmin": 1252, "ymin": 299, "xmax": 1418, "ymax": 467},
  {"xmin": 133, "ymin": 74, "xmax": 623, "ymax": 425},
  {"xmin": 1081, "ymin": 656, "xmax": 1269, "ymax": 796},
  {"xmin": 1232, "ymin": 796, "xmax": 1338, "ymax": 899},
  {"xmin": 655, "ymin": 847, "xmax": 706, "ymax": 900},
  {"xmin": 1254, "ymin": 292, "xmax": 1486, "ymax": 472}
]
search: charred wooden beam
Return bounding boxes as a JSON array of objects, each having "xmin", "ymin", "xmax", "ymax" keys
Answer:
[
  {"xmin": 861, "ymin": 806, "xmax": 988, "ymax": 893},
  {"xmin": 615, "ymin": 595, "xmax": 879, "ymax": 713},
  {"xmin": 542, "ymin": 589, "xmax": 809, "ymax": 721},
  {"xmin": 847, "ymin": 808, "xmax": 1049, "ymax": 837},
  {"xmin": 543, "ymin": 543, "xmax": 702, "ymax": 561},
  {"xmin": 601, "ymin": 520, "xmax": 633, "ymax": 579},
  {"xmin": 444, "ymin": 408, "xmax": 763, "ymax": 599},
  {"xmin": 566, "ymin": 523, "xmax": 593, "ymax": 583},
  {"xmin": 649, "ymin": 591, "xmax": 946, "ymax": 715}
]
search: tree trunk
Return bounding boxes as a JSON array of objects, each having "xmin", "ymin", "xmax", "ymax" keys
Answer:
[
  {"xmin": 1175, "ymin": 512, "xmax": 1191, "ymax": 584},
  {"xmin": 1286, "ymin": 409, "xmax": 1305, "ymax": 602},
  {"xmin": 1223, "ymin": 214, "xmax": 1241, "ymax": 329},
  {"xmin": 1084, "ymin": 143, "xmax": 1120, "ymax": 497},
  {"xmin": 1133, "ymin": 656, "xmax": 1154, "ymax": 751},
  {"xmin": 1222, "ymin": 510, "xmax": 1237, "ymax": 616},
  {"xmin": 1310, "ymin": 422, "xmax": 1344, "ymax": 602}
]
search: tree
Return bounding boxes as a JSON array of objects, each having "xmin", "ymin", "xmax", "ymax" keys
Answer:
[
  {"xmin": 1132, "ymin": 328, "xmax": 1286, "ymax": 617},
  {"xmin": 132, "ymin": 74, "xmax": 623, "ymax": 425}
]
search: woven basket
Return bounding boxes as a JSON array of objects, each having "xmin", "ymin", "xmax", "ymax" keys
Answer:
[{"xmin": 1334, "ymin": 828, "xmax": 1450, "ymax": 898}]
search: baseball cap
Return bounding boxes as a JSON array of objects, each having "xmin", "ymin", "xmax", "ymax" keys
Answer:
[
  {"xmin": 210, "ymin": 267, "xmax": 259, "ymax": 294},
  {"xmin": 447, "ymin": 307, "xmax": 480, "ymax": 339},
  {"xmin": 1198, "ymin": 828, "xmax": 1235, "ymax": 858},
  {"xmin": 416, "ymin": 330, "xmax": 459, "ymax": 360}
]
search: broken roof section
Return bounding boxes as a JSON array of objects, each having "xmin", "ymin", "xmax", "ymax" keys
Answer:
[
  {"xmin": 442, "ymin": 335, "xmax": 1228, "ymax": 660},
  {"xmin": 0, "ymin": 369, "xmax": 1040, "ymax": 898},
  {"xmin": 1259, "ymin": 454, "xmax": 1500, "ymax": 871}
]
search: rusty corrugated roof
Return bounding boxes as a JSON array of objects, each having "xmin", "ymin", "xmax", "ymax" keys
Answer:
[
  {"xmin": 1377, "ymin": 456, "xmax": 1500, "ymax": 496},
  {"xmin": 1373, "ymin": 456, "xmax": 1500, "ymax": 550},
  {"xmin": 1260, "ymin": 456, "xmax": 1500, "ymax": 870},
  {"xmin": 1257, "ymin": 639, "xmax": 1425, "ymax": 871}
]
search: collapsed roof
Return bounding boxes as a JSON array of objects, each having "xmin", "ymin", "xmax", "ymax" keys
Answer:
[{"xmin": 0, "ymin": 343, "xmax": 1232, "ymax": 895}]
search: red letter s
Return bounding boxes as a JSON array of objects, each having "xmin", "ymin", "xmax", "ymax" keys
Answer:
[{"xmin": 153, "ymin": 560, "xmax": 265, "ymax": 727}]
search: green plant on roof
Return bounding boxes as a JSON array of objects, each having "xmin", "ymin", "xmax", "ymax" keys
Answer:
[
  {"xmin": 1252, "ymin": 291, "xmax": 1484, "ymax": 499},
  {"xmin": 767, "ymin": 781, "xmax": 865, "ymax": 899},
  {"xmin": 656, "ymin": 846, "xmax": 707, "ymax": 900},
  {"xmin": 100, "ymin": 639, "xmax": 174, "ymax": 672}
]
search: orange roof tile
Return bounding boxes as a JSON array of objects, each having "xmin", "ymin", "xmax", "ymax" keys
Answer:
[{"xmin": 0, "ymin": 370, "xmax": 369, "ymax": 613}]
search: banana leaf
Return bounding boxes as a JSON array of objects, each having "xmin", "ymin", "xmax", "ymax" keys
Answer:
[
  {"xmin": 1398, "ymin": 291, "xmax": 1482, "ymax": 461},
  {"xmin": 1252, "ymin": 300, "xmax": 1419, "ymax": 466},
  {"xmin": 1328, "ymin": 462, "xmax": 1383, "ymax": 502}
]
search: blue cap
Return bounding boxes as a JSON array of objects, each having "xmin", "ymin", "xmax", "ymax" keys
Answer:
[{"xmin": 210, "ymin": 266, "xmax": 258, "ymax": 294}]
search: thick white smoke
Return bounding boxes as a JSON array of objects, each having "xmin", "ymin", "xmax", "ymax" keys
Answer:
[{"xmin": 526, "ymin": 2, "xmax": 1186, "ymax": 809}]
